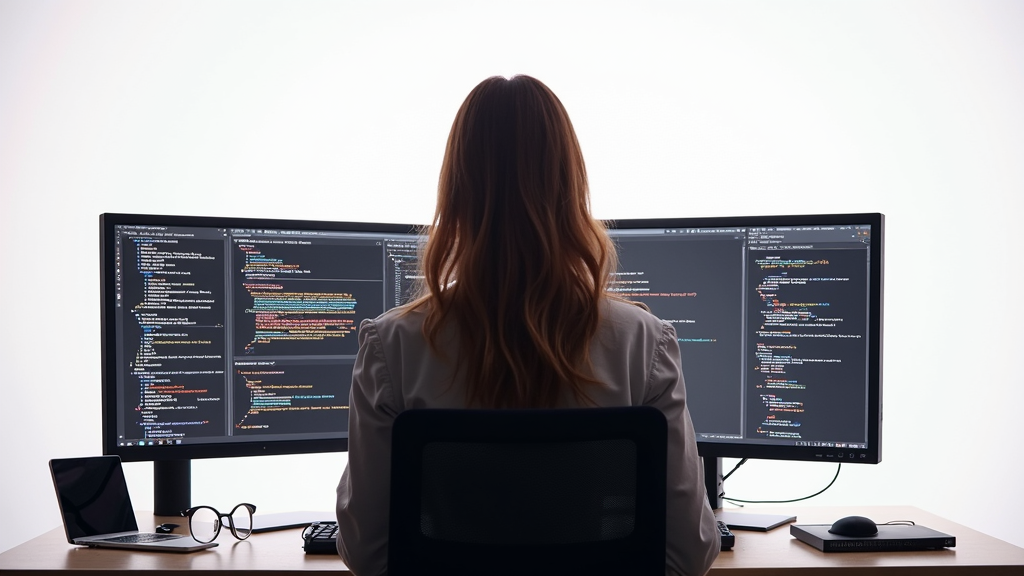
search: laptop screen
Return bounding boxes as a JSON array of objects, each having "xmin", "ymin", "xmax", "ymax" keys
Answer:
[{"xmin": 50, "ymin": 456, "xmax": 139, "ymax": 540}]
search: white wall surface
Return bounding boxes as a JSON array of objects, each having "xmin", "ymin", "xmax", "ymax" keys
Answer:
[{"xmin": 2, "ymin": 0, "xmax": 1022, "ymax": 555}]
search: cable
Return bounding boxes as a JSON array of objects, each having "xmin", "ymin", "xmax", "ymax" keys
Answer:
[
  {"xmin": 722, "ymin": 458, "xmax": 748, "ymax": 482},
  {"xmin": 717, "ymin": 458, "xmax": 748, "ymax": 500},
  {"xmin": 722, "ymin": 462, "xmax": 842, "ymax": 505}
]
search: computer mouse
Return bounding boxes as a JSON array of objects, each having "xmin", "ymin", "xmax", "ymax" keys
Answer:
[{"xmin": 828, "ymin": 515, "xmax": 878, "ymax": 537}]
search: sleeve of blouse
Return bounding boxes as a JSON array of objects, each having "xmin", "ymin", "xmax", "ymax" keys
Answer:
[
  {"xmin": 335, "ymin": 319, "xmax": 398, "ymax": 576},
  {"xmin": 645, "ymin": 320, "xmax": 721, "ymax": 576}
]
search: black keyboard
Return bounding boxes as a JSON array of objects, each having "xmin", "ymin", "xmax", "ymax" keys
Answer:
[
  {"xmin": 718, "ymin": 520, "xmax": 735, "ymax": 550},
  {"xmin": 302, "ymin": 519, "xmax": 734, "ymax": 553},
  {"xmin": 302, "ymin": 521, "xmax": 339, "ymax": 554},
  {"xmin": 100, "ymin": 533, "xmax": 181, "ymax": 543}
]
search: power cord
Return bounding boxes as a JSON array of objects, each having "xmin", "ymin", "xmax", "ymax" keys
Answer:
[{"xmin": 720, "ymin": 461, "xmax": 843, "ymax": 505}]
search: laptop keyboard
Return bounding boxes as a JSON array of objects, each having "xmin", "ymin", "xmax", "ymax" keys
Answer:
[{"xmin": 99, "ymin": 533, "xmax": 182, "ymax": 543}]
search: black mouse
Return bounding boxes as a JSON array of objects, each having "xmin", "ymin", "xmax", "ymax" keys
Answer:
[{"xmin": 828, "ymin": 515, "xmax": 878, "ymax": 537}]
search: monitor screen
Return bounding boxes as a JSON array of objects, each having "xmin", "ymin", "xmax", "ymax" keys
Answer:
[
  {"xmin": 100, "ymin": 213, "xmax": 421, "ymax": 462},
  {"xmin": 606, "ymin": 213, "xmax": 883, "ymax": 465}
]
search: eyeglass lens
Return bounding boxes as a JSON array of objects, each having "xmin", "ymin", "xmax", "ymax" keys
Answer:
[{"xmin": 229, "ymin": 504, "xmax": 254, "ymax": 539}]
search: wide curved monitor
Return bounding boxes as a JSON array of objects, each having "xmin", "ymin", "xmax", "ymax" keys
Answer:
[
  {"xmin": 100, "ymin": 213, "xmax": 421, "ymax": 513},
  {"xmin": 606, "ymin": 213, "xmax": 883, "ymax": 506}
]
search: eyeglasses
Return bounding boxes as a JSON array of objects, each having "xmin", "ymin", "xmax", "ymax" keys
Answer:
[{"xmin": 180, "ymin": 503, "xmax": 257, "ymax": 543}]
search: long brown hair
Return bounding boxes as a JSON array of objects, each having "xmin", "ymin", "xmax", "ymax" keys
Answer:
[{"xmin": 409, "ymin": 75, "xmax": 617, "ymax": 409}]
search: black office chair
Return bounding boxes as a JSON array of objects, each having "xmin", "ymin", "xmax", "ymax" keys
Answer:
[{"xmin": 387, "ymin": 406, "xmax": 667, "ymax": 576}]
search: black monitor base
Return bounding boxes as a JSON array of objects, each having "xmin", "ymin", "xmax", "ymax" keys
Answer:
[
  {"xmin": 704, "ymin": 455, "xmax": 723, "ymax": 510},
  {"xmin": 154, "ymin": 459, "xmax": 191, "ymax": 516}
]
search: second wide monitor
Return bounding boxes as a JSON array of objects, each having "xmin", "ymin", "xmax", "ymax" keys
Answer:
[{"xmin": 608, "ymin": 213, "xmax": 882, "ymax": 470}]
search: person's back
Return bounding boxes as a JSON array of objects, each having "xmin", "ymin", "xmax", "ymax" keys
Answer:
[{"xmin": 335, "ymin": 75, "xmax": 720, "ymax": 576}]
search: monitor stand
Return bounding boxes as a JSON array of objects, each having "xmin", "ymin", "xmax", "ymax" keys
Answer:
[
  {"xmin": 704, "ymin": 455, "xmax": 724, "ymax": 510},
  {"xmin": 154, "ymin": 459, "xmax": 191, "ymax": 516},
  {"xmin": 703, "ymin": 455, "xmax": 797, "ymax": 532}
]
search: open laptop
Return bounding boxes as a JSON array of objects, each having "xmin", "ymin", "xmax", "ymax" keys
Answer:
[{"xmin": 49, "ymin": 455, "xmax": 217, "ymax": 553}]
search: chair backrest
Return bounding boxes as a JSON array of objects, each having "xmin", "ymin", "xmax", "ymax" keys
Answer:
[{"xmin": 388, "ymin": 406, "xmax": 667, "ymax": 576}]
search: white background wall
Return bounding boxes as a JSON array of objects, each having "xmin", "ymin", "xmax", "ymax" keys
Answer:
[{"xmin": 2, "ymin": 0, "xmax": 1022, "ymax": 555}]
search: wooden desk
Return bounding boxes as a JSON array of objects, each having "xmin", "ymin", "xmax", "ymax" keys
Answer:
[
  {"xmin": 0, "ymin": 512, "xmax": 347, "ymax": 575},
  {"xmin": 1, "ymin": 506, "xmax": 1022, "ymax": 575}
]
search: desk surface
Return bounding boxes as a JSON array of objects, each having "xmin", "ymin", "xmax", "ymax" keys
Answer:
[
  {"xmin": 712, "ymin": 506, "xmax": 1024, "ymax": 575},
  {"xmin": 1, "ymin": 506, "xmax": 1022, "ymax": 575}
]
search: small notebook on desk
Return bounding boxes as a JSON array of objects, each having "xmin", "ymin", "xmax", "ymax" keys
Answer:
[
  {"xmin": 252, "ymin": 511, "xmax": 335, "ymax": 533},
  {"xmin": 791, "ymin": 523, "xmax": 956, "ymax": 552},
  {"xmin": 717, "ymin": 511, "xmax": 796, "ymax": 531}
]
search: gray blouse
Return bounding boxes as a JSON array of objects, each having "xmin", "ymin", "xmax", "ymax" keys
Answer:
[{"xmin": 335, "ymin": 298, "xmax": 721, "ymax": 576}]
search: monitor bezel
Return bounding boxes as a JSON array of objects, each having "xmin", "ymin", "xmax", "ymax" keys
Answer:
[
  {"xmin": 606, "ymin": 212, "xmax": 884, "ymax": 465},
  {"xmin": 99, "ymin": 212, "xmax": 422, "ymax": 463}
]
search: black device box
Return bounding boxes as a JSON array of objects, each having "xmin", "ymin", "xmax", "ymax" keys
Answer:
[{"xmin": 791, "ymin": 524, "xmax": 956, "ymax": 552}]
